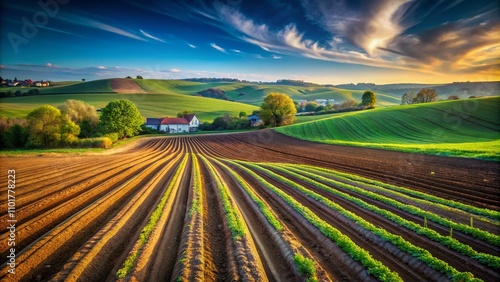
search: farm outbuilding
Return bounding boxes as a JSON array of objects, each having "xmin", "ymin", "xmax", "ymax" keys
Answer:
[{"xmin": 145, "ymin": 114, "xmax": 199, "ymax": 133}]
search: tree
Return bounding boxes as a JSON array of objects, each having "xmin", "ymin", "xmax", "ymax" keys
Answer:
[
  {"xmin": 259, "ymin": 93, "xmax": 296, "ymax": 127},
  {"xmin": 1, "ymin": 117, "xmax": 28, "ymax": 148},
  {"xmin": 401, "ymin": 91, "xmax": 416, "ymax": 105},
  {"xmin": 177, "ymin": 110, "xmax": 193, "ymax": 117},
  {"xmin": 26, "ymin": 105, "xmax": 80, "ymax": 147},
  {"xmin": 447, "ymin": 95, "xmax": 459, "ymax": 100},
  {"xmin": 82, "ymin": 79, "xmax": 86, "ymax": 82},
  {"xmin": 304, "ymin": 101, "xmax": 319, "ymax": 112},
  {"xmin": 136, "ymin": 75, "xmax": 143, "ymax": 79},
  {"xmin": 314, "ymin": 105, "xmax": 325, "ymax": 112},
  {"xmin": 414, "ymin": 88, "xmax": 438, "ymax": 103},
  {"xmin": 59, "ymin": 100, "xmax": 99, "ymax": 138},
  {"xmin": 239, "ymin": 111, "xmax": 247, "ymax": 118},
  {"xmin": 360, "ymin": 90, "xmax": 376, "ymax": 108},
  {"xmin": 339, "ymin": 99, "xmax": 358, "ymax": 110},
  {"xmin": 98, "ymin": 100, "xmax": 144, "ymax": 139},
  {"xmin": 211, "ymin": 117, "xmax": 228, "ymax": 130}
]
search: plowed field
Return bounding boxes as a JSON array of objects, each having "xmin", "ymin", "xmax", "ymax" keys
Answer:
[{"xmin": 1, "ymin": 130, "xmax": 499, "ymax": 282}]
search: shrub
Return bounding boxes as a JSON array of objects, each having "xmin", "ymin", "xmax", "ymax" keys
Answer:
[
  {"xmin": 92, "ymin": 137, "xmax": 113, "ymax": 148},
  {"xmin": 79, "ymin": 139, "xmax": 93, "ymax": 148},
  {"xmin": 104, "ymin": 132, "xmax": 119, "ymax": 142}
]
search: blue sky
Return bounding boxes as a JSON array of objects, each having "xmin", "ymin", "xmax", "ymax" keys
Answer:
[{"xmin": 1, "ymin": 0, "xmax": 499, "ymax": 84}]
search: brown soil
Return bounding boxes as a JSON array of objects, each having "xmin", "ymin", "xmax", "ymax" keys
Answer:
[
  {"xmin": 0, "ymin": 131, "xmax": 498, "ymax": 281},
  {"xmin": 109, "ymin": 78, "xmax": 146, "ymax": 93}
]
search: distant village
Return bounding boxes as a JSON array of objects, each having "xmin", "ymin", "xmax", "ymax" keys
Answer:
[{"xmin": 0, "ymin": 77, "xmax": 52, "ymax": 87}]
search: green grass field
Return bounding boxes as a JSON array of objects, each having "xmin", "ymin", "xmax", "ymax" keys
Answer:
[
  {"xmin": 277, "ymin": 97, "xmax": 500, "ymax": 160},
  {"xmin": 0, "ymin": 93, "xmax": 258, "ymax": 122},
  {"xmin": 4, "ymin": 78, "xmax": 401, "ymax": 107}
]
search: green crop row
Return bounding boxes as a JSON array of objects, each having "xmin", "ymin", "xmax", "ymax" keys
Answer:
[
  {"xmin": 273, "ymin": 163, "xmax": 499, "ymax": 247},
  {"xmin": 267, "ymin": 163, "xmax": 500, "ymax": 270},
  {"xmin": 189, "ymin": 153, "xmax": 203, "ymax": 215},
  {"xmin": 299, "ymin": 164, "xmax": 500, "ymax": 220},
  {"xmin": 116, "ymin": 154, "xmax": 189, "ymax": 279},
  {"xmin": 249, "ymin": 162, "xmax": 481, "ymax": 282},
  {"xmin": 199, "ymin": 155, "xmax": 246, "ymax": 241},
  {"xmin": 214, "ymin": 157, "xmax": 318, "ymax": 281},
  {"xmin": 226, "ymin": 160, "xmax": 402, "ymax": 282},
  {"xmin": 209, "ymin": 157, "xmax": 283, "ymax": 231}
]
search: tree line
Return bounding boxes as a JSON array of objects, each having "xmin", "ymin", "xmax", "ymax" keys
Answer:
[
  {"xmin": 0, "ymin": 99, "xmax": 144, "ymax": 149},
  {"xmin": 401, "ymin": 88, "xmax": 438, "ymax": 105}
]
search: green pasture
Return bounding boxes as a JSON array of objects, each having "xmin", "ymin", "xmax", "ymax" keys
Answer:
[
  {"xmin": 0, "ymin": 93, "xmax": 258, "ymax": 122},
  {"xmin": 8, "ymin": 78, "xmax": 401, "ymax": 107},
  {"xmin": 277, "ymin": 97, "xmax": 500, "ymax": 160}
]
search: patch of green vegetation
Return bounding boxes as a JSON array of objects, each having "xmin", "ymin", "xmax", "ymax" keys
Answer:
[
  {"xmin": 38, "ymin": 79, "xmax": 113, "ymax": 94},
  {"xmin": 132, "ymin": 79, "xmax": 400, "ymax": 106},
  {"xmin": 0, "ymin": 93, "xmax": 258, "ymax": 122},
  {"xmin": 116, "ymin": 154, "xmax": 189, "ymax": 279},
  {"xmin": 277, "ymin": 97, "xmax": 500, "ymax": 160},
  {"xmin": 0, "ymin": 134, "xmax": 163, "ymax": 156},
  {"xmin": 293, "ymin": 254, "xmax": 317, "ymax": 281}
]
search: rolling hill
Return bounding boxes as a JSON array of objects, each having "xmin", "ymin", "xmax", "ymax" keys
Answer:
[
  {"xmin": 276, "ymin": 97, "xmax": 500, "ymax": 160},
  {"xmin": 0, "ymin": 92, "xmax": 259, "ymax": 122},
  {"xmin": 12, "ymin": 78, "xmax": 401, "ymax": 107},
  {"xmin": 135, "ymin": 79, "xmax": 401, "ymax": 106},
  {"xmin": 337, "ymin": 81, "xmax": 500, "ymax": 99}
]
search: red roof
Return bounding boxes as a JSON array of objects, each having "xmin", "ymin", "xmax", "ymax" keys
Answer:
[
  {"xmin": 184, "ymin": 114, "xmax": 196, "ymax": 122},
  {"xmin": 161, "ymin": 117, "xmax": 189, "ymax": 125}
]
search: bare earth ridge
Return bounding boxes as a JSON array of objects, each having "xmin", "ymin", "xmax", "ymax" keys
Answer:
[{"xmin": 0, "ymin": 130, "xmax": 498, "ymax": 281}]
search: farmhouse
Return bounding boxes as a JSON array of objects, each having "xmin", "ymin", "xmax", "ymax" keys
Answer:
[
  {"xmin": 183, "ymin": 114, "xmax": 200, "ymax": 132},
  {"xmin": 247, "ymin": 114, "xmax": 262, "ymax": 127},
  {"xmin": 145, "ymin": 114, "xmax": 199, "ymax": 133}
]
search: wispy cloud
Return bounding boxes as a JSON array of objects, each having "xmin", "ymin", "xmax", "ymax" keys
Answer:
[
  {"xmin": 188, "ymin": 43, "xmax": 197, "ymax": 48},
  {"xmin": 58, "ymin": 13, "xmax": 147, "ymax": 41},
  {"xmin": 209, "ymin": 1, "xmax": 499, "ymax": 77},
  {"xmin": 210, "ymin": 43, "xmax": 227, "ymax": 53},
  {"xmin": 139, "ymin": 29, "xmax": 166, "ymax": 43},
  {"xmin": 272, "ymin": 55, "xmax": 282, "ymax": 59}
]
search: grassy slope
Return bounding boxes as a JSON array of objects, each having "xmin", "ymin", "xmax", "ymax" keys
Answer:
[
  {"xmin": 277, "ymin": 97, "xmax": 500, "ymax": 160},
  {"xmin": 1, "ymin": 78, "xmax": 400, "ymax": 121},
  {"xmin": 38, "ymin": 79, "xmax": 113, "ymax": 94},
  {"xmin": 134, "ymin": 79, "xmax": 401, "ymax": 106},
  {"xmin": 0, "ymin": 93, "xmax": 258, "ymax": 122}
]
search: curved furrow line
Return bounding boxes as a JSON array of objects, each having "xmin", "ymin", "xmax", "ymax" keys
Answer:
[
  {"xmin": 298, "ymin": 165, "xmax": 500, "ymax": 228},
  {"xmin": 220, "ymin": 159, "xmax": 379, "ymax": 282},
  {"xmin": 283, "ymin": 165, "xmax": 500, "ymax": 256},
  {"xmin": 0, "ymin": 139, "xmax": 174, "ymax": 214},
  {"xmin": 0, "ymin": 144, "xmax": 182, "ymax": 281},
  {"xmin": 129, "ymin": 154, "xmax": 192, "ymax": 281},
  {"xmin": 240, "ymin": 162, "xmax": 437, "ymax": 282},
  {"xmin": 0, "ymin": 136, "xmax": 168, "ymax": 197},
  {"xmin": 0, "ymin": 143, "xmax": 180, "ymax": 258},
  {"xmin": 171, "ymin": 153, "xmax": 205, "ymax": 281},
  {"xmin": 0, "ymin": 137, "xmax": 167, "ymax": 190},
  {"xmin": 51, "ymin": 154, "xmax": 187, "ymax": 282},
  {"xmin": 199, "ymin": 155, "xmax": 268, "ymax": 281},
  {"xmin": 228, "ymin": 132, "xmax": 499, "ymax": 209},
  {"xmin": 195, "ymin": 155, "xmax": 239, "ymax": 280},
  {"xmin": 264, "ymin": 164, "xmax": 499, "ymax": 281},
  {"xmin": 209, "ymin": 157, "xmax": 319, "ymax": 281}
]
